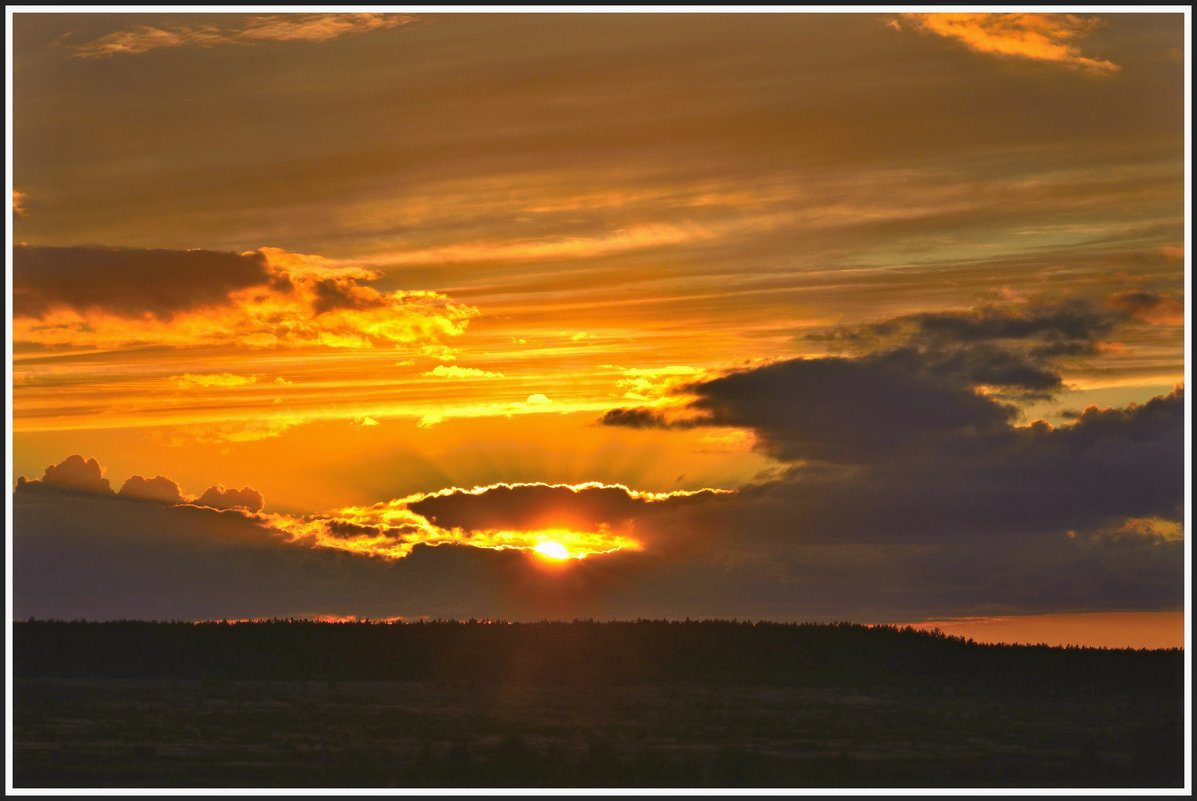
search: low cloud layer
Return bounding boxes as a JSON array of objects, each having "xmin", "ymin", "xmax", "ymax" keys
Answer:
[
  {"xmin": 17, "ymin": 456, "xmax": 261, "ymax": 512},
  {"xmin": 118, "ymin": 475, "xmax": 185, "ymax": 505},
  {"xmin": 11, "ymin": 397, "xmax": 1184, "ymax": 623},
  {"xmin": 195, "ymin": 486, "xmax": 265, "ymax": 514}
]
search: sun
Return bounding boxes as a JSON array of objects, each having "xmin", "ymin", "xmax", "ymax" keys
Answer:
[{"xmin": 533, "ymin": 541, "xmax": 571, "ymax": 560}]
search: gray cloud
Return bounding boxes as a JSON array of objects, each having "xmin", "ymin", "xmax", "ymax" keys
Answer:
[
  {"xmin": 117, "ymin": 475, "xmax": 186, "ymax": 505},
  {"xmin": 194, "ymin": 486, "xmax": 264, "ymax": 513},
  {"xmin": 408, "ymin": 483, "xmax": 727, "ymax": 534},
  {"xmin": 13, "ymin": 245, "xmax": 270, "ymax": 319},
  {"xmin": 16, "ymin": 454, "xmax": 114, "ymax": 497}
]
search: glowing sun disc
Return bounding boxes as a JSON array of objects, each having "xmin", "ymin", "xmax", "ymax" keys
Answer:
[{"xmin": 534, "ymin": 541, "xmax": 570, "ymax": 560}]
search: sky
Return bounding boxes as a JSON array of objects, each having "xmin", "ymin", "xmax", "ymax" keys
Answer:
[{"xmin": 7, "ymin": 10, "xmax": 1190, "ymax": 646}]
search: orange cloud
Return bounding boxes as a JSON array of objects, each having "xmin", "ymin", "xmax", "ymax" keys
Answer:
[
  {"xmin": 899, "ymin": 13, "xmax": 1119, "ymax": 75},
  {"xmin": 73, "ymin": 13, "xmax": 415, "ymax": 58},
  {"xmin": 1116, "ymin": 516, "xmax": 1183, "ymax": 542},
  {"xmin": 13, "ymin": 190, "xmax": 27, "ymax": 217},
  {"xmin": 151, "ymin": 415, "xmax": 308, "ymax": 445}
]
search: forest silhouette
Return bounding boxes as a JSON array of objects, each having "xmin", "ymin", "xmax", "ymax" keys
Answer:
[{"xmin": 13, "ymin": 620, "xmax": 1183, "ymax": 788}]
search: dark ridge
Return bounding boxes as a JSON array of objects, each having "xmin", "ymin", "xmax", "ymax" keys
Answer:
[
  {"xmin": 14, "ymin": 619, "xmax": 1182, "ymax": 692},
  {"xmin": 13, "ymin": 620, "xmax": 1184, "ymax": 788}
]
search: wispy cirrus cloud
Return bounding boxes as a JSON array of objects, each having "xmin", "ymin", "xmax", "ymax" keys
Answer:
[
  {"xmin": 897, "ymin": 13, "xmax": 1119, "ymax": 75},
  {"xmin": 73, "ymin": 13, "xmax": 415, "ymax": 58},
  {"xmin": 172, "ymin": 373, "xmax": 259, "ymax": 390}
]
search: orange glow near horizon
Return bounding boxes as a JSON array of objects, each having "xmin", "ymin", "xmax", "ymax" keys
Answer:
[{"xmin": 898, "ymin": 611, "xmax": 1185, "ymax": 650}]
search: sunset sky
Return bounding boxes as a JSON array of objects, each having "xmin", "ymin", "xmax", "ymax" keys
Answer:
[{"xmin": 8, "ymin": 10, "xmax": 1189, "ymax": 646}]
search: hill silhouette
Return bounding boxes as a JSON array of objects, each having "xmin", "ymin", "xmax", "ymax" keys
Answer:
[{"xmin": 12, "ymin": 620, "xmax": 1185, "ymax": 788}]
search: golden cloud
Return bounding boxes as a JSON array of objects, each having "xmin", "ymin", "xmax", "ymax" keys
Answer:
[
  {"xmin": 899, "ymin": 13, "xmax": 1119, "ymax": 75},
  {"xmin": 73, "ymin": 13, "xmax": 415, "ymax": 58}
]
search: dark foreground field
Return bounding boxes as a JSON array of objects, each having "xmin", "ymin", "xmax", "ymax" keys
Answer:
[{"xmin": 12, "ymin": 620, "xmax": 1185, "ymax": 789}]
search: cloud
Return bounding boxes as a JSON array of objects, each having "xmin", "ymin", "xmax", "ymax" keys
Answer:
[
  {"xmin": 424, "ymin": 365, "xmax": 505, "ymax": 380},
  {"xmin": 809, "ymin": 298, "xmax": 1132, "ymax": 396},
  {"xmin": 153, "ymin": 416, "xmax": 307, "ymax": 445},
  {"xmin": 73, "ymin": 13, "xmax": 415, "ymax": 58},
  {"xmin": 13, "ymin": 246, "xmax": 271, "ymax": 319},
  {"xmin": 607, "ymin": 354, "xmax": 1016, "ymax": 463},
  {"xmin": 15, "ymin": 454, "xmax": 114, "ymax": 497},
  {"xmin": 598, "ymin": 407, "xmax": 679, "ymax": 429},
  {"xmin": 16, "ymin": 455, "xmax": 245, "ymax": 509},
  {"xmin": 372, "ymin": 223, "xmax": 713, "ymax": 267},
  {"xmin": 13, "ymin": 246, "xmax": 477, "ymax": 350},
  {"xmin": 13, "ymin": 190, "xmax": 27, "ymax": 217},
  {"xmin": 405, "ymin": 482, "xmax": 731, "ymax": 535},
  {"xmin": 194, "ymin": 486, "xmax": 265, "ymax": 513},
  {"xmin": 172, "ymin": 373, "xmax": 258, "ymax": 389},
  {"xmin": 10, "ymin": 420, "xmax": 1182, "ymax": 622},
  {"xmin": 605, "ymin": 295, "xmax": 1183, "ymax": 466},
  {"xmin": 862, "ymin": 298, "xmax": 1120, "ymax": 352},
  {"xmin": 118, "ymin": 475, "xmax": 186, "ymax": 505},
  {"xmin": 11, "ymin": 486, "xmax": 662, "ymax": 621},
  {"xmin": 259, "ymin": 482, "xmax": 731, "ymax": 563},
  {"xmin": 1106, "ymin": 290, "xmax": 1185, "ymax": 325},
  {"xmin": 899, "ymin": 13, "xmax": 1119, "ymax": 75}
]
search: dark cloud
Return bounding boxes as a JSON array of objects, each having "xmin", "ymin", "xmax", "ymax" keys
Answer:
[
  {"xmin": 11, "ymin": 475, "xmax": 1181, "ymax": 623},
  {"xmin": 117, "ymin": 475, "xmax": 186, "ymax": 505},
  {"xmin": 596, "ymin": 407, "xmax": 676, "ymax": 429},
  {"xmin": 805, "ymin": 298, "xmax": 1139, "ymax": 397},
  {"xmin": 10, "ymin": 487, "xmax": 652, "ymax": 622},
  {"xmin": 871, "ymin": 299, "xmax": 1120, "ymax": 348},
  {"xmin": 597, "ymin": 302, "xmax": 1183, "ymax": 613},
  {"xmin": 12, "ymin": 245, "xmax": 270, "ymax": 318},
  {"xmin": 194, "ymin": 485, "xmax": 264, "ymax": 513},
  {"xmin": 15, "ymin": 454, "xmax": 114, "ymax": 497},
  {"xmin": 1106, "ymin": 289, "xmax": 1185, "ymax": 324},
  {"xmin": 605, "ymin": 297, "xmax": 1181, "ymax": 462},
  {"xmin": 310, "ymin": 277, "xmax": 386, "ymax": 314},
  {"xmin": 408, "ymin": 483, "xmax": 726, "ymax": 533},
  {"xmin": 879, "ymin": 344, "xmax": 1062, "ymax": 395},
  {"xmin": 668, "ymin": 355, "xmax": 1016, "ymax": 463}
]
